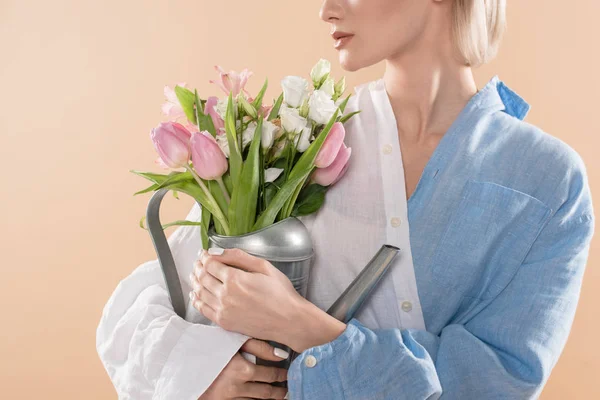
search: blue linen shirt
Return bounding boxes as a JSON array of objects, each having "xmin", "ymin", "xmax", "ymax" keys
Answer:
[{"xmin": 287, "ymin": 75, "xmax": 596, "ymax": 399}]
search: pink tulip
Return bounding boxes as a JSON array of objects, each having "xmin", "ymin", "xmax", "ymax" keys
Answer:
[
  {"xmin": 161, "ymin": 82, "xmax": 187, "ymax": 119},
  {"xmin": 205, "ymin": 96, "xmax": 225, "ymax": 132},
  {"xmin": 150, "ymin": 121, "xmax": 192, "ymax": 169},
  {"xmin": 311, "ymin": 143, "xmax": 352, "ymax": 186},
  {"xmin": 209, "ymin": 65, "xmax": 253, "ymax": 97},
  {"xmin": 314, "ymin": 122, "xmax": 345, "ymax": 168},
  {"xmin": 184, "ymin": 122, "xmax": 200, "ymax": 134},
  {"xmin": 190, "ymin": 131, "xmax": 229, "ymax": 180}
]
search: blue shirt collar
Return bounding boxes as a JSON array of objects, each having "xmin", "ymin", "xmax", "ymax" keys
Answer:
[{"xmin": 472, "ymin": 75, "xmax": 531, "ymax": 121}]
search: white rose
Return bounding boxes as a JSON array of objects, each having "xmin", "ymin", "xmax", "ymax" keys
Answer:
[
  {"xmin": 280, "ymin": 105, "xmax": 308, "ymax": 134},
  {"xmin": 310, "ymin": 58, "xmax": 331, "ymax": 84},
  {"xmin": 320, "ymin": 77, "xmax": 335, "ymax": 98},
  {"xmin": 264, "ymin": 167, "xmax": 284, "ymax": 183},
  {"xmin": 308, "ymin": 89, "xmax": 337, "ymax": 125},
  {"xmin": 281, "ymin": 76, "xmax": 309, "ymax": 108}
]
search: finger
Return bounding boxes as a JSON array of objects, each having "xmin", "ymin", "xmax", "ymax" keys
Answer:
[
  {"xmin": 189, "ymin": 290, "xmax": 218, "ymax": 321},
  {"xmin": 193, "ymin": 259, "xmax": 204, "ymax": 279},
  {"xmin": 199, "ymin": 265, "xmax": 225, "ymax": 296},
  {"xmin": 203, "ymin": 257, "xmax": 240, "ymax": 283},
  {"xmin": 202, "ymin": 247, "xmax": 269, "ymax": 275},
  {"xmin": 194, "ymin": 282, "xmax": 220, "ymax": 310},
  {"xmin": 240, "ymin": 338, "xmax": 290, "ymax": 362},
  {"xmin": 240, "ymin": 382, "xmax": 288, "ymax": 399},
  {"xmin": 250, "ymin": 364, "xmax": 288, "ymax": 383}
]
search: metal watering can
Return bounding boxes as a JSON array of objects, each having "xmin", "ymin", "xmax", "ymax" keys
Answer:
[{"xmin": 146, "ymin": 188, "xmax": 401, "ymax": 381}]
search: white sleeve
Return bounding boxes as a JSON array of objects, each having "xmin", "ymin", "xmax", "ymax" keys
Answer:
[{"xmin": 96, "ymin": 202, "xmax": 250, "ymax": 400}]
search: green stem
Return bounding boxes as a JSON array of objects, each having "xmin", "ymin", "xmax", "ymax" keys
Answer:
[
  {"xmin": 216, "ymin": 176, "xmax": 231, "ymax": 204},
  {"xmin": 184, "ymin": 164, "xmax": 231, "ymax": 235}
]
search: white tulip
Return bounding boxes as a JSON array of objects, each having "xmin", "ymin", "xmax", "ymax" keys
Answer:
[
  {"xmin": 281, "ymin": 76, "xmax": 309, "ymax": 108},
  {"xmin": 308, "ymin": 89, "xmax": 338, "ymax": 125},
  {"xmin": 264, "ymin": 167, "xmax": 284, "ymax": 183}
]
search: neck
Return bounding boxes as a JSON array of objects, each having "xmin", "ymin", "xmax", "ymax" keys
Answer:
[{"xmin": 382, "ymin": 45, "xmax": 478, "ymax": 145}]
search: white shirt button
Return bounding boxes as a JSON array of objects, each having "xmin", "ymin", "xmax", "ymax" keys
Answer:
[
  {"xmin": 401, "ymin": 301, "xmax": 413, "ymax": 312},
  {"xmin": 390, "ymin": 217, "xmax": 401, "ymax": 227},
  {"xmin": 382, "ymin": 144, "xmax": 393, "ymax": 154},
  {"xmin": 304, "ymin": 355, "xmax": 317, "ymax": 368}
]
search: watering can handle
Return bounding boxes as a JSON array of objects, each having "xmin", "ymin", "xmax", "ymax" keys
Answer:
[{"xmin": 145, "ymin": 188, "xmax": 188, "ymax": 319}]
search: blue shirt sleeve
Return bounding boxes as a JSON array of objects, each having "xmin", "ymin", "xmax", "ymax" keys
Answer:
[{"xmin": 287, "ymin": 188, "xmax": 595, "ymax": 399}]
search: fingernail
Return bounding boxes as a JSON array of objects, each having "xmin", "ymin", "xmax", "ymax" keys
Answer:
[
  {"xmin": 189, "ymin": 272, "xmax": 195, "ymax": 282},
  {"xmin": 188, "ymin": 290, "xmax": 195, "ymax": 300},
  {"xmin": 208, "ymin": 247, "xmax": 224, "ymax": 255},
  {"xmin": 284, "ymin": 392, "xmax": 289, "ymax": 399},
  {"xmin": 274, "ymin": 347, "xmax": 289, "ymax": 359},
  {"xmin": 197, "ymin": 248, "xmax": 205, "ymax": 258}
]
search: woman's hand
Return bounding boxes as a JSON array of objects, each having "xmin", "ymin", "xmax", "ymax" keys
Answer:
[
  {"xmin": 189, "ymin": 247, "xmax": 305, "ymax": 344},
  {"xmin": 199, "ymin": 338, "xmax": 289, "ymax": 400}
]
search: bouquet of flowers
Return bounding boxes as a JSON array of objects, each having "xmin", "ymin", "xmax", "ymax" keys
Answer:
[{"xmin": 131, "ymin": 59, "xmax": 360, "ymax": 249}]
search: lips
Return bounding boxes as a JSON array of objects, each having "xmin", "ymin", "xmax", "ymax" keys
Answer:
[{"xmin": 331, "ymin": 31, "xmax": 353, "ymax": 40}]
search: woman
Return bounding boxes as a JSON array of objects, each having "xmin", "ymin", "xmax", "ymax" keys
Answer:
[{"xmin": 97, "ymin": 0, "xmax": 595, "ymax": 399}]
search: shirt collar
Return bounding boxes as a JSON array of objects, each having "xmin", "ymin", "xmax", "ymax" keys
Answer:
[
  {"xmin": 471, "ymin": 75, "xmax": 530, "ymax": 121},
  {"xmin": 367, "ymin": 74, "xmax": 530, "ymax": 121}
]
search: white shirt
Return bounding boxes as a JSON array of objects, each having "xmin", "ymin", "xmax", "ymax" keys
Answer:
[{"xmin": 95, "ymin": 77, "xmax": 424, "ymax": 399}]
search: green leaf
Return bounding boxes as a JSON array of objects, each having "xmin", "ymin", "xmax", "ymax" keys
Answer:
[
  {"xmin": 251, "ymin": 77, "xmax": 268, "ymax": 110},
  {"xmin": 139, "ymin": 215, "xmax": 147, "ymax": 230},
  {"xmin": 290, "ymin": 183, "xmax": 327, "ymax": 216},
  {"xmin": 130, "ymin": 170, "xmax": 175, "ymax": 185},
  {"xmin": 160, "ymin": 179, "xmax": 230, "ymax": 235},
  {"xmin": 337, "ymin": 93, "xmax": 351, "ymax": 113},
  {"xmin": 223, "ymin": 172, "xmax": 233, "ymax": 194},
  {"xmin": 339, "ymin": 110, "xmax": 361, "ymax": 124},
  {"xmin": 133, "ymin": 183, "xmax": 159, "ymax": 196},
  {"xmin": 238, "ymin": 94, "xmax": 258, "ymax": 118},
  {"xmin": 160, "ymin": 219, "xmax": 204, "ymax": 229},
  {"xmin": 253, "ymin": 170, "xmax": 310, "ymax": 230},
  {"xmin": 199, "ymin": 114, "xmax": 217, "ymax": 136},
  {"xmin": 174, "ymin": 85, "xmax": 197, "ymax": 124},
  {"xmin": 225, "ymin": 92, "xmax": 243, "ymax": 190},
  {"xmin": 200, "ymin": 203, "xmax": 211, "ymax": 250},
  {"xmin": 287, "ymin": 108, "xmax": 339, "ymax": 183},
  {"xmin": 228, "ymin": 118, "xmax": 262, "ymax": 235},
  {"xmin": 154, "ymin": 170, "xmax": 194, "ymax": 190},
  {"xmin": 268, "ymin": 93, "xmax": 284, "ymax": 121},
  {"xmin": 264, "ymin": 182, "xmax": 278, "ymax": 209},
  {"xmin": 277, "ymin": 108, "xmax": 340, "ymax": 219}
]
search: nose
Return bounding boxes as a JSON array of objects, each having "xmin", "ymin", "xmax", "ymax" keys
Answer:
[{"xmin": 319, "ymin": 0, "xmax": 342, "ymax": 23}]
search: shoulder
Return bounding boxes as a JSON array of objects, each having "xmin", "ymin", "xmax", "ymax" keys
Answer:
[{"xmin": 485, "ymin": 112, "xmax": 593, "ymax": 218}]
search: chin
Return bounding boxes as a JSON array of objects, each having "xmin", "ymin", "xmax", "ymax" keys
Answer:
[{"xmin": 338, "ymin": 52, "xmax": 362, "ymax": 72}]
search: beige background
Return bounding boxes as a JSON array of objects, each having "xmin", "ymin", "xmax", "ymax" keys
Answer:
[{"xmin": 1, "ymin": 0, "xmax": 598, "ymax": 398}]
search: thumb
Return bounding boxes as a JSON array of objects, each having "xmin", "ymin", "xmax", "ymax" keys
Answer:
[{"xmin": 240, "ymin": 338, "xmax": 290, "ymax": 362}]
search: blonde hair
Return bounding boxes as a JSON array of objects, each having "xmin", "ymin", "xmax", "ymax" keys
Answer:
[{"xmin": 451, "ymin": 0, "xmax": 507, "ymax": 67}]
